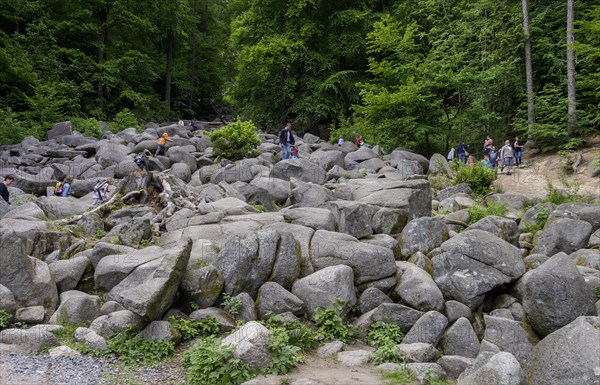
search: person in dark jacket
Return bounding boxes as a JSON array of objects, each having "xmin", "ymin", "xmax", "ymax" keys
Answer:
[
  {"xmin": 0, "ymin": 174, "xmax": 14, "ymax": 204},
  {"xmin": 278, "ymin": 123, "xmax": 295, "ymax": 160}
]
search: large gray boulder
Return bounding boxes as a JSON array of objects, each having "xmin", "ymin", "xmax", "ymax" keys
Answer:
[
  {"xmin": 35, "ymin": 196, "xmax": 90, "ymax": 220},
  {"xmin": 518, "ymin": 202, "xmax": 554, "ymax": 231},
  {"xmin": 0, "ymin": 284, "xmax": 17, "ymax": 315},
  {"xmin": 221, "ymin": 321, "xmax": 273, "ymax": 370},
  {"xmin": 520, "ymin": 253, "xmax": 596, "ymax": 336},
  {"xmin": 394, "ymin": 262, "xmax": 444, "ymax": 312},
  {"xmin": 309, "ymin": 150, "xmax": 345, "ymax": 171},
  {"xmin": 552, "ymin": 202, "xmax": 600, "ymax": 232},
  {"xmin": 310, "ymin": 230, "xmax": 396, "ymax": 285},
  {"xmin": 180, "ymin": 258, "xmax": 224, "ymax": 309},
  {"xmin": 481, "ymin": 315, "xmax": 539, "ymax": 363},
  {"xmin": 95, "ymin": 142, "xmax": 131, "ymax": 168},
  {"xmin": 270, "ymin": 158, "xmax": 327, "ymax": 184},
  {"xmin": 215, "ymin": 229, "xmax": 300, "ymax": 298},
  {"xmin": 211, "ymin": 159, "xmax": 263, "ymax": 184},
  {"xmin": 524, "ymin": 316, "xmax": 600, "ymax": 385},
  {"xmin": 441, "ymin": 317, "xmax": 480, "ymax": 358},
  {"xmin": 289, "ymin": 178, "xmax": 334, "ymax": 207},
  {"xmin": 458, "ymin": 352, "xmax": 524, "ymax": 385},
  {"xmin": 48, "ymin": 256, "xmax": 90, "ymax": 293},
  {"xmin": 532, "ymin": 217, "xmax": 593, "ymax": 256},
  {"xmin": 467, "ymin": 216, "xmax": 519, "ymax": 246},
  {"xmin": 402, "ymin": 311, "xmax": 448, "ymax": 345},
  {"xmin": 0, "ymin": 230, "xmax": 58, "ymax": 314},
  {"xmin": 256, "ymin": 282, "xmax": 305, "ymax": 319},
  {"xmin": 325, "ymin": 200, "xmax": 378, "ymax": 239},
  {"xmin": 398, "ymin": 217, "xmax": 449, "ymax": 258},
  {"xmin": 94, "ymin": 246, "xmax": 164, "ymax": 291},
  {"xmin": 432, "ymin": 230, "xmax": 525, "ymax": 308},
  {"xmin": 49, "ymin": 291, "xmax": 102, "ymax": 325},
  {"xmin": 291, "ymin": 265, "xmax": 356, "ymax": 320},
  {"xmin": 484, "ymin": 193, "xmax": 532, "ymax": 212},
  {"xmin": 390, "ymin": 150, "xmax": 429, "ymax": 173},
  {"xmin": 105, "ymin": 239, "xmax": 192, "ymax": 321},
  {"xmin": 282, "ymin": 207, "xmax": 336, "ymax": 231},
  {"xmin": 0, "ymin": 325, "xmax": 62, "ymax": 354},
  {"xmin": 263, "ymin": 222, "xmax": 315, "ymax": 277},
  {"xmin": 89, "ymin": 310, "xmax": 146, "ymax": 338}
]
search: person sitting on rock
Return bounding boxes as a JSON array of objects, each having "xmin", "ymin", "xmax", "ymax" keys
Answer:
[
  {"xmin": 290, "ymin": 145, "xmax": 299, "ymax": 159},
  {"xmin": 0, "ymin": 174, "xmax": 14, "ymax": 204},
  {"xmin": 60, "ymin": 176, "xmax": 74, "ymax": 197}
]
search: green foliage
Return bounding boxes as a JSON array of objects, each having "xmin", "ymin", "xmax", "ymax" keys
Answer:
[
  {"xmin": 109, "ymin": 108, "xmax": 142, "ymax": 133},
  {"xmin": 368, "ymin": 321, "xmax": 405, "ymax": 365},
  {"xmin": 451, "ymin": 161, "xmax": 496, "ymax": 197},
  {"xmin": 71, "ymin": 117, "xmax": 103, "ymax": 138},
  {"xmin": 596, "ymin": 286, "xmax": 600, "ymax": 299},
  {"xmin": 249, "ymin": 201, "xmax": 266, "ymax": 212},
  {"xmin": 222, "ymin": 294, "xmax": 243, "ymax": 317},
  {"xmin": 468, "ymin": 203, "xmax": 509, "ymax": 225},
  {"xmin": 379, "ymin": 365, "xmax": 414, "ymax": 385},
  {"xmin": 0, "ymin": 310, "xmax": 12, "ymax": 331},
  {"xmin": 314, "ymin": 307, "xmax": 354, "ymax": 343},
  {"xmin": 264, "ymin": 324, "xmax": 303, "ymax": 375},
  {"xmin": 208, "ymin": 119, "xmax": 260, "ymax": 161},
  {"xmin": 183, "ymin": 336, "xmax": 252, "ymax": 385},
  {"xmin": 107, "ymin": 326, "xmax": 175, "ymax": 366},
  {"xmin": 522, "ymin": 206, "xmax": 551, "ymax": 234},
  {"xmin": 168, "ymin": 316, "xmax": 220, "ymax": 343},
  {"xmin": 0, "ymin": 108, "xmax": 29, "ymax": 145},
  {"xmin": 265, "ymin": 317, "xmax": 319, "ymax": 351},
  {"xmin": 543, "ymin": 178, "xmax": 581, "ymax": 205}
]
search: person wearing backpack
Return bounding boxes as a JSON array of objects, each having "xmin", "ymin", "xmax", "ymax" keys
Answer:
[
  {"xmin": 58, "ymin": 176, "xmax": 73, "ymax": 197},
  {"xmin": 92, "ymin": 178, "xmax": 112, "ymax": 205}
]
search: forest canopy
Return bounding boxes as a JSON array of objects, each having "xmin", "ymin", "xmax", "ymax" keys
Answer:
[{"xmin": 0, "ymin": 0, "xmax": 598, "ymax": 155}]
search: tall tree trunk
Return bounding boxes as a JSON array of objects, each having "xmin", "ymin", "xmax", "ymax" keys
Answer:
[
  {"xmin": 566, "ymin": 0, "xmax": 577, "ymax": 137},
  {"xmin": 522, "ymin": 0, "xmax": 535, "ymax": 128},
  {"xmin": 165, "ymin": 29, "xmax": 174, "ymax": 108},
  {"xmin": 188, "ymin": 0, "xmax": 197, "ymax": 111},
  {"xmin": 97, "ymin": 17, "xmax": 109, "ymax": 113}
]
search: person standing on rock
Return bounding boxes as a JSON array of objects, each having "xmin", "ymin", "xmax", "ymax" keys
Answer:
[
  {"xmin": 279, "ymin": 122, "xmax": 295, "ymax": 160},
  {"xmin": 457, "ymin": 140, "xmax": 469, "ymax": 164},
  {"xmin": 155, "ymin": 133, "xmax": 173, "ymax": 157},
  {"xmin": 0, "ymin": 174, "xmax": 14, "ymax": 204}
]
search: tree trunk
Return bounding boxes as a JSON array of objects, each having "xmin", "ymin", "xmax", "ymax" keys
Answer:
[
  {"xmin": 566, "ymin": 0, "xmax": 577, "ymax": 137},
  {"xmin": 97, "ymin": 18, "xmax": 108, "ymax": 112},
  {"xmin": 188, "ymin": 0, "xmax": 198, "ymax": 111},
  {"xmin": 522, "ymin": 0, "xmax": 535, "ymax": 128},
  {"xmin": 165, "ymin": 29, "xmax": 174, "ymax": 108}
]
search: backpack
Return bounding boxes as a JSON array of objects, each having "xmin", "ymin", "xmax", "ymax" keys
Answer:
[
  {"xmin": 134, "ymin": 154, "xmax": 144, "ymax": 166},
  {"xmin": 94, "ymin": 179, "xmax": 107, "ymax": 192},
  {"xmin": 54, "ymin": 182, "xmax": 63, "ymax": 196}
]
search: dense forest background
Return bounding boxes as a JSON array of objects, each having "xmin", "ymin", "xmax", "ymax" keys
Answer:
[{"xmin": 0, "ymin": 0, "xmax": 599, "ymax": 156}]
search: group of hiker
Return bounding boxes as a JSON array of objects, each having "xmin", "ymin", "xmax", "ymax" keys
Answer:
[{"xmin": 447, "ymin": 136, "xmax": 524, "ymax": 175}]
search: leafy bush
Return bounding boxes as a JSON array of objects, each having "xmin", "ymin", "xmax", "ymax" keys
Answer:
[
  {"xmin": 522, "ymin": 206, "xmax": 550, "ymax": 234},
  {"xmin": 0, "ymin": 108, "xmax": 29, "ymax": 144},
  {"xmin": 222, "ymin": 294, "xmax": 243, "ymax": 317},
  {"xmin": 368, "ymin": 321, "xmax": 405, "ymax": 364},
  {"xmin": 109, "ymin": 108, "xmax": 142, "ymax": 133},
  {"xmin": 108, "ymin": 326, "xmax": 175, "ymax": 365},
  {"xmin": 169, "ymin": 316, "xmax": 220, "ymax": 342},
  {"xmin": 0, "ymin": 310, "xmax": 12, "ymax": 331},
  {"xmin": 264, "ymin": 324, "xmax": 303, "ymax": 375},
  {"xmin": 208, "ymin": 119, "xmax": 261, "ymax": 161},
  {"xmin": 451, "ymin": 161, "xmax": 496, "ymax": 196},
  {"xmin": 265, "ymin": 317, "xmax": 319, "ymax": 351},
  {"xmin": 71, "ymin": 117, "xmax": 103, "ymax": 138},
  {"xmin": 314, "ymin": 308, "xmax": 354, "ymax": 343},
  {"xmin": 467, "ymin": 203, "xmax": 508, "ymax": 224},
  {"xmin": 183, "ymin": 335, "xmax": 252, "ymax": 385},
  {"xmin": 543, "ymin": 178, "xmax": 581, "ymax": 205}
]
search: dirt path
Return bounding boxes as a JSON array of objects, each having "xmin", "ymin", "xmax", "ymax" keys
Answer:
[
  {"xmin": 249, "ymin": 351, "xmax": 385, "ymax": 385},
  {"xmin": 492, "ymin": 145, "xmax": 600, "ymax": 199}
]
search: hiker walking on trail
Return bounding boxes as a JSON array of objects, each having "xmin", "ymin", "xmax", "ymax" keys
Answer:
[
  {"xmin": 279, "ymin": 123, "xmax": 295, "ymax": 160},
  {"xmin": 156, "ymin": 133, "xmax": 173, "ymax": 156},
  {"xmin": 500, "ymin": 140, "xmax": 514, "ymax": 175},
  {"xmin": 92, "ymin": 178, "xmax": 112, "ymax": 205},
  {"xmin": 483, "ymin": 135, "xmax": 493, "ymax": 156},
  {"xmin": 513, "ymin": 136, "xmax": 523, "ymax": 167},
  {"xmin": 0, "ymin": 174, "xmax": 14, "ymax": 204},
  {"xmin": 457, "ymin": 140, "xmax": 469, "ymax": 164}
]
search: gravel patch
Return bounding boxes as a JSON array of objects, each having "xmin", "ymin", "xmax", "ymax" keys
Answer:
[{"xmin": 0, "ymin": 352, "xmax": 116, "ymax": 385}]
